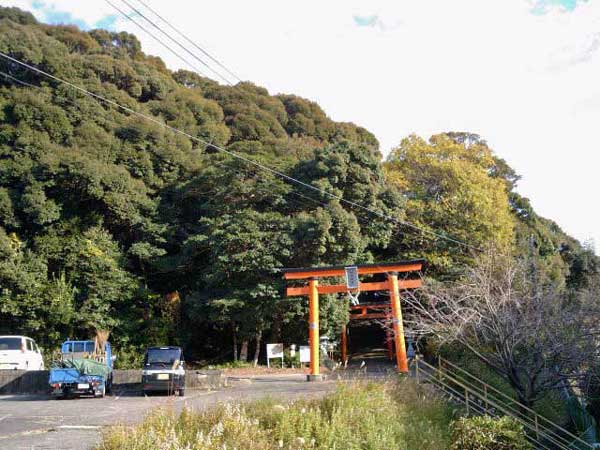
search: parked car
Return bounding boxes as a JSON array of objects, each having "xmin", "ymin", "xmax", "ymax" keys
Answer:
[
  {"xmin": 141, "ymin": 346, "xmax": 185, "ymax": 396},
  {"xmin": 49, "ymin": 340, "xmax": 114, "ymax": 398},
  {"xmin": 0, "ymin": 335, "xmax": 44, "ymax": 370}
]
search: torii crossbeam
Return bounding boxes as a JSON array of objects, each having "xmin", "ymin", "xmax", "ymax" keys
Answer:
[{"xmin": 283, "ymin": 260, "xmax": 424, "ymax": 381}]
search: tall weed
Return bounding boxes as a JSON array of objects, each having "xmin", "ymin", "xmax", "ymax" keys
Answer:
[{"xmin": 97, "ymin": 378, "xmax": 455, "ymax": 450}]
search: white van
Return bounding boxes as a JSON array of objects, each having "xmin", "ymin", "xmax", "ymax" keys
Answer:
[{"xmin": 0, "ymin": 336, "xmax": 45, "ymax": 370}]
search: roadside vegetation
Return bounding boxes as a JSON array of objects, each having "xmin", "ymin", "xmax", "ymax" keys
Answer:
[
  {"xmin": 451, "ymin": 416, "xmax": 532, "ymax": 450},
  {"xmin": 97, "ymin": 379, "xmax": 456, "ymax": 450},
  {"xmin": 96, "ymin": 379, "xmax": 534, "ymax": 450}
]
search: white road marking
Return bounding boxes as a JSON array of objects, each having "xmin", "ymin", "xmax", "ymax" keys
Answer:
[
  {"xmin": 57, "ymin": 425, "xmax": 101, "ymax": 430},
  {"xmin": 0, "ymin": 415, "xmax": 10, "ymax": 422}
]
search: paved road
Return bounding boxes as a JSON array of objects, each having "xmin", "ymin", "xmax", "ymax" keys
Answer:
[
  {"xmin": 0, "ymin": 352, "xmax": 398, "ymax": 450},
  {"xmin": 0, "ymin": 375, "xmax": 337, "ymax": 450}
]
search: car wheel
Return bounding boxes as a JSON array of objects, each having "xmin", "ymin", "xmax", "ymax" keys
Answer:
[
  {"xmin": 178, "ymin": 389, "xmax": 185, "ymax": 397},
  {"xmin": 95, "ymin": 385, "xmax": 106, "ymax": 398}
]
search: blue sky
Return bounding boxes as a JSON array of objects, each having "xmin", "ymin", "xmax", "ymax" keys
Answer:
[
  {"xmin": 533, "ymin": 0, "xmax": 586, "ymax": 12},
  {"xmin": 353, "ymin": 15, "xmax": 378, "ymax": 27},
  {"xmin": 25, "ymin": 0, "xmax": 592, "ymax": 32},
  {"xmin": 30, "ymin": 0, "xmax": 117, "ymax": 30},
  {"xmin": 3, "ymin": 0, "xmax": 600, "ymax": 251}
]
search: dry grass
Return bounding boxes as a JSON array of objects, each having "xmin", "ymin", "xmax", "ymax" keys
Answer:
[{"xmin": 97, "ymin": 378, "xmax": 456, "ymax": 450}]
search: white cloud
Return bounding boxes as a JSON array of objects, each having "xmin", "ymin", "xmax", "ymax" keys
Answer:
[{"xmin": 4, "ymin": 0, "xmax": 600, "ymax": 250}]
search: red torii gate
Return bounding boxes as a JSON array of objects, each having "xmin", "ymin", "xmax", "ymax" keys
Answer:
[{"xmin": 283, "ymin": 260, "xmax": 424, "ymax": 381}]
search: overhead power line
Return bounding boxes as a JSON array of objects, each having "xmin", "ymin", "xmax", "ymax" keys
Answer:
[
  {"xmin": 133, "ymin": 0, "xmax": 243, "ymax": 83},
  {"xmin": 111, "ymin": 0, "xmax": 234, "ymax": 85},
  {"xmin": 0, "ymin": 70, "xmax": 38, "ymax": 88},
  {"xmin": 0, "ymin": 51, "xmax": 485, "ymax": 254},
  {"xmin": 104, "ymin": 0, "xmax": 208, "ymax": 78}
]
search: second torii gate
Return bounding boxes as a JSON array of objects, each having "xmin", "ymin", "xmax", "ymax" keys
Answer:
[{"xmin": 283, "ymin": 260, "xmax": 424, "ymax": 381}]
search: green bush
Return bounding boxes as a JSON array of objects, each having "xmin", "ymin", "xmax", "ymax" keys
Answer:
[
  {"xmin": 283, "ymin": 348, "xmax": 300, "ymax": 367},
  {"xmin": 113, "ymin": 345, "xmax": 144, "ymax": 370},
  {"xmin": 451, "ymin": 416, "xmax": 533, "ymax": 450},
  {"xmin": 206, "ymin": 360, "xmax": 254, "ymax": 369}
]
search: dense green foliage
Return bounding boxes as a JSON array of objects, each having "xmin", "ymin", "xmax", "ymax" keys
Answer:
[
  {"xmin": 450, "ymin": 416, "xmax": 532, "ymax": 450},
  {"xmin": 384, "ymin": 133, "xmax": 514, "ymax": 273},
  {"xmin": 97, "ymin": 380, "xmax": 454, "ymax": 450},
  {"xmin": 0, "ymin": 7, "xmax": 597, "ymax": 364}
]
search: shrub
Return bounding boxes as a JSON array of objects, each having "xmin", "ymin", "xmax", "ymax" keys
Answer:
[
  {"xmin": 206, "ymin": 360, "xmax": 254, "ymax": 369},
  {"xmin": 112, "ymin": 345, "xmax": 144, "ymax": 370},
  {"xmin": 451, "ymin": 416, "xmax": 533, "ymax": 450}
]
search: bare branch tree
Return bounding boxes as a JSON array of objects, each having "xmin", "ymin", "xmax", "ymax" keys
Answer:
[{"xmin": 404, "ymin": 253, "xmax": 600, "ymax": 408}]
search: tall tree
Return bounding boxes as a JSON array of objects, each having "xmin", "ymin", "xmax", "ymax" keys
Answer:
[{"xmin": 384, "ymin": 133, "xmax": 514, "ymax": 275}]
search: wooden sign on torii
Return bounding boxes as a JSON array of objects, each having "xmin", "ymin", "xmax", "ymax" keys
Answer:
[{"xmin": 283, "ymin": 260, "xmax": 424, "ymax": 381}]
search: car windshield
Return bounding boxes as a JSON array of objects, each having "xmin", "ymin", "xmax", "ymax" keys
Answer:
[
  {"xmin": 0, "ymin": 337, "xmax": 21, "ymax": 350},
  {"xmin": 63, "ymin": 341, "xmax": 95, "ymax": 353},
  {"xmin": 145, "ymin": 348, "xmax": 181, "ymax": 365}
]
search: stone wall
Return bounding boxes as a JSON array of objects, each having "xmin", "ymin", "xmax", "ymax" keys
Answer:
[{"xmin": 0, "ymin": 369, "xmax": 49, "ymax": 394}]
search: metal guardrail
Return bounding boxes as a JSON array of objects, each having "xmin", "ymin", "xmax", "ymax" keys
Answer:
[
  {"xmin": 436, "ymin": 356, "xmax": 593, "ymax": 449},
  {"xmin": 414, "ymin": 356, "xmax": 593, "ymax": 450}
]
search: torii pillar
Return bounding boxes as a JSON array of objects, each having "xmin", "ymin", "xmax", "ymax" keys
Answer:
[
  {"xmin": 307, "ymin": 278, "xmax": 321, "ymax": 380},
  {"xmin": 388, "ymin": 272, "xmax": 409, "ymax": 373}
]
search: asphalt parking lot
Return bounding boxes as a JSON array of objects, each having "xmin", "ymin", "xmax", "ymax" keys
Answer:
[{"xmin": 0, "ymin": 375, "xmax": 337, "ymax": 450}]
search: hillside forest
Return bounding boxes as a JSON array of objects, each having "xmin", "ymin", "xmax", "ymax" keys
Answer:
[{"xmin": 0, "ymin": 6, "xmax": 598, "ymax": 369}]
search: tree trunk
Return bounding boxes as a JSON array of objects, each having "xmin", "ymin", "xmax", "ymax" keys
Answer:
[
  {"xmin": 253, "ymin": 330, "xmax": 262, "ymax": 367},
  {"xmin": 232, "ymin": 324, "xmax": 238, "ymax": 361},
  {"xmin": 272, "ymin": 308, "xmax": 282, "ymax": 341},
  {"xmin": 239, "ymin": 339, "xmax": 249, "ymax": 362}
]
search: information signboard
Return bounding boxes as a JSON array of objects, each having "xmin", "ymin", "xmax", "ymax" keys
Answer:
[
  {"xmin": 299, "ymin": 345, "xmax": 310, "ymax": 363},
  {"xmin": 266, "ymin": 343, "xmax": 284, "ymax": 368}
]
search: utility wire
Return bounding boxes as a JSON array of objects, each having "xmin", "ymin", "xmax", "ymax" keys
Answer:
[
  {"xmin": 133, "ymin": 0, "xmax": 243, "ymax": 83},
  {"xmin": 0, "ymin": 51, "xmax": 485, "ymax": 254},
  {"xmin": 0, "ymin": 70, "xmax": 38, "ymax": 88},
  {"xmin": 113, "ymin": 0, "xmax": 233, "ymax": 85},
  {"xmin": 104, "ymin": 0, "xmax": 208, "ymax": 78}
]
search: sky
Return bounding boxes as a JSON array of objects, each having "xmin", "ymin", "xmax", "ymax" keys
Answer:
[{"xmin": 4, "ymin": 0, "xmax": 600, "ymax": 250}]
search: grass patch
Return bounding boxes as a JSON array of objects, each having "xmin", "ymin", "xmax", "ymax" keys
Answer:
[
  {"xmin": 204, "ymin": 360, "xmax": 255, "ymax": 370},
  {"xmin": 96, "ymin": 378, "xmax": 456, "ymax": 450}
]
